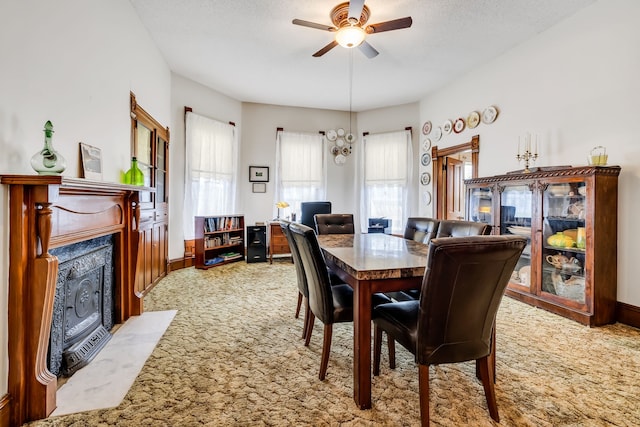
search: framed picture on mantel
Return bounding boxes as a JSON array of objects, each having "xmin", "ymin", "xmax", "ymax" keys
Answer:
[
  {"xmin": 249, "ymin": 166, "xmax": 269, "ymax": 182},
  {"xmin": 79, "ymin": 142, "xmax": 103, "ymax": 180}
]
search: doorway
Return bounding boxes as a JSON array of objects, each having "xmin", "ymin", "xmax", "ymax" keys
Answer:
[{"xmin": 432, "ymin": 135, "xmax": 479, "ymax": 220}]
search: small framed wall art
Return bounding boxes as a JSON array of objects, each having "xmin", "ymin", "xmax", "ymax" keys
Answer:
[
  {"xmin": 79, "ymin": 142, "xmax": 103, "ymax": 180},
  {"xmin": 252, "ymin": 182, "xmax": 266, "ymax": 193},
  {"xmin": 249, "ymin": 166, "xmax": 269, "ymax": 182}
]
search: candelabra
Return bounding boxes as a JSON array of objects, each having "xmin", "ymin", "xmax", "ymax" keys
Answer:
[{"xmin": 517, "ymin": 133, "xmax": 539, "ymax": 173}]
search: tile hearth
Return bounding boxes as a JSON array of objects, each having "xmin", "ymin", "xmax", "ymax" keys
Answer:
[{"xmin": 51, "ymin": 310, "xmax": 176, "ymax": 417}]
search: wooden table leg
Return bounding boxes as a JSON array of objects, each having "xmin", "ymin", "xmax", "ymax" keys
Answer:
[{"xmin": 353, "ymin": 279, "xmax": 372, "ymax": 409}]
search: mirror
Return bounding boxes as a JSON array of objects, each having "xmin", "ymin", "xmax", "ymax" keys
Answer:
[{"xmin": 431, "ymin": 135, "xmax": 479, "ymax": 220}]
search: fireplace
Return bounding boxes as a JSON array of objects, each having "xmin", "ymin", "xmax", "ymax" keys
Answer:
[
  {"xmin": 1, "ymin": 175, "xmax": 148, "ymax": 426},
  {"xmin": 48, "ymin": 235, "xmax": 115, "ymax": 377}
]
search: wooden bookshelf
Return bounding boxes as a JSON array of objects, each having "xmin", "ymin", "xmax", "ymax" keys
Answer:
[{"xmin": 195, "ymin": 215, "xmax": 245, "ymax": 269}]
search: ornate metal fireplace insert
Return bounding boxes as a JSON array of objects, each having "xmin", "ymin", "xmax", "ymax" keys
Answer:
[{"xmin": 48, "ymin": 235, "xmax": 115, "ymax": 377}]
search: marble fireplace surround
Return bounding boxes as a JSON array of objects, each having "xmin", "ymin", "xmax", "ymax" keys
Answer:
[{"xmin": 0, "ymin": 175, "xmax": 151, "ymax": 426}]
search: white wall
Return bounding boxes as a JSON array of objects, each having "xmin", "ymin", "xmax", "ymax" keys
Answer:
[
  {"xmin": 0, "ymin": 0, "xmax": 171, "ymax": 398},
  {"xmin": 239, "ymin": 103, "xmax": 354, "ymax": 228},
  {"xmin": 419, "ymin": 0, "xmax": 640, "ymax": 304}
]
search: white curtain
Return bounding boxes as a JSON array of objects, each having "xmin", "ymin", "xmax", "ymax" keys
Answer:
[
  {"xmin": 275, "ymin": 130, "xmax": 326, "ymax": 218},
  {"xmin": 183, "ymin": 112, "xmax": 238, "ymax": 239},
  {"xmin": 357, "ymin": 129, "xmax": 413, "ymax": 234}
]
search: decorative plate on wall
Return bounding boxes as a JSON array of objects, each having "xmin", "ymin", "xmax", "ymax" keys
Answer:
[
  {"xmin": 420, "ymin": 172, "xmax": 431, "ymax": 185},
  {"xmin": 453, "ymin": 118, "xmax": 466, "ymax": 133},
  {"xmin": 421, "ymin": 153, "xmax": 432, "ymax": 166},
  {"xmin": 336, "ymin": 138, "xmax": 345, "ymax": 147},
  {"xmin": 432, "ymin": 127, "xmax": 442, "ymax": 142},
  {"xmin": 482, "ymin": 106, "xmax": 499, "ymax": 124},
  {"xmin": 422, "ymin": 138, "xmax": 431, "ymax": 152},
  {"xmin": 331, "ymin": 145, "xmax": 340, "ymax": 155},
  {"xmin": 337, "ymin": 128, "xmax": 346, "ymax": 137},
  {"xmin": 326, "ymin": 129, "xmax": 337, "ymax": 141},
  {"xmin": 442, "ymin": 120, "xmax": 453, "ymax": 134},
  {"xmin": 423, "ymin": 191, "xmax": 432, "ymax": 205},
  {"xmin": 467, "ymin": 111, "xmax": 480, "ymax": 129},
  {"xmin": 345, "ymin": 133, "xmax": 356, "ymax": 143},
  {"xmin": 422, "ymin": 121, "xmax": 432, "ymax": 135},
  {"xmin": 334, "ymin": 154, "xmax": 346, "ymax": 165}
]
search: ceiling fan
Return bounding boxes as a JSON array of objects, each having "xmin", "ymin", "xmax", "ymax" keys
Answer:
[{"xmin": 292, "ymin": 0, "xmax": 412, "ymax": 58}]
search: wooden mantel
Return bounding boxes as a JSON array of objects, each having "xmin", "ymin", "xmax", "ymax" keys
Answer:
[{"xmin": 0, "ymin": 175, "xmax": 153, "ymax": 426}]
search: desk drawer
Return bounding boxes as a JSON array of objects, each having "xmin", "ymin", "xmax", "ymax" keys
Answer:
[
  {"xmin": 271, "ymin": 235, "xmax": 288, "ymax": 245},
  {"xmin": 271, "ymin": 244, "xmax": 290, "ymax": 254}
]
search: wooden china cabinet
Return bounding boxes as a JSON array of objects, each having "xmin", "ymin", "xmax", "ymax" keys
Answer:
[
  {"xmin": 130, "ymin": 92, "xmax": 170, "ymax": 296},
  {"xmin": 465, "ymin": 166, "xmax": 620, "ymax": 326}
]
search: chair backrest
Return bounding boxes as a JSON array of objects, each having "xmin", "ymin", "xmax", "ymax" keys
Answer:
[
  {"xmin": 404, "ymin": 217, "xmax": 440, "ymax": 243},
  {"xmin": 416, "ymin": 235, "xmax": 526, "ymax": 366},
  {"xmin": 288, "ymin": 222, "xmax": 335, "ymax": 324},
  {"xmin": 279, "ymin": 220, "xmax": 308, "ymax": 299},
  {"xmin": 435, "ymin": 219, "xmax": 491, "ymax": 238},
  {"xmin": 314, "ymin": 214, "xmax": 355, "ymax": 235},
  {"xmin": 300, "ymin": 201, "xmax": 332, "ymax": 229}
]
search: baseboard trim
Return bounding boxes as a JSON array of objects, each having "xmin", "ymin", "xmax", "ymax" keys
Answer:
[
  {"xmin": 169, "ymin": 256, "xmax": 193, "ymax": 271},
  {"xmin": 0, "ymin": 394, "xmax": 10, "ymax": 427},
  {"xmin": 617, "ymin": 301, "xmax": 640, "ymax": 329}
]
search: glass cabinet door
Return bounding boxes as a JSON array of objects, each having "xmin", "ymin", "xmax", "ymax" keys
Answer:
[
  {"xmin": 467, "ymin": 186, "xmax": 493, "ymax": 225},
  {"xmin": 500, "ymin": 184, "xmax": 533, "ymax": 290},
  {"xmin": 541, "ymin": 182, "xmax": 587, "ymax": 305},
  {"xmin": 155, "ymin": 136, "xmax": 167, "ymax": 205}
]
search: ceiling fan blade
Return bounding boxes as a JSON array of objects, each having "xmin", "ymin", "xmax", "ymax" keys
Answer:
[
  {"xmin": 358, "ymin": 40, "xmax": 379, "ymax": 58},
  {"xmin": 292, "ymin": 19, "xmax": 336, "ymax": 32},
  {"xmin": 348, "ymin": 0, "xmax": 366, "ymax": 21},
  {"xmin": 312, "ymin": 40, "xmax": 339, "ymax": 57},
  {"xmin": 366, "ymin": 17, "xmax": 413, "ymax": 34}
]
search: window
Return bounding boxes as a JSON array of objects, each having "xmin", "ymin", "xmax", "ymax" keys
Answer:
[
  {"xmin": 275, "ymin": 130, "xmax": 326, "ymax": 217},
  {"xmin": 359, "ymin": 129, "xmax": 413, "ymax": 234},
  {"xmin": 183, "ymin": 111, "xmax": 238, "ymax": 239}
]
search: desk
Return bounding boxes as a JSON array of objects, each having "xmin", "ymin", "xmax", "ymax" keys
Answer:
[
  {"xmin": 317, "ymin": 233, "xmax": 429, "ymax": 409},
  {"xmin": 268, "ymin": 222, "xmax": 292, "ymax": 263}
]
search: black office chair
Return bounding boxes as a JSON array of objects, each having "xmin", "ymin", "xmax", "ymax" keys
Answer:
[
  {"xmin": 300, "ymin": 201, "xmax": 332, "ymax": 229},
  {"xmin": 372, "ymin": 235, "xmax": 526, "ymax": 426},
  {"xmin": 289, "ymin": 222, "xmax": 392, "ymax": 380}
]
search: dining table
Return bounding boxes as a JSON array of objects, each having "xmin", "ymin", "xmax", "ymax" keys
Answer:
[{"xmin": 317, "ymin": 233, "xmax": 429, "ymax": 409}]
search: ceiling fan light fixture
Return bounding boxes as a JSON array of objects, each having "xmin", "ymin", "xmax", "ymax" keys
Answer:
[{"xmin": 335, "ymin": 25, "xmax": 365, "ymax": 48}]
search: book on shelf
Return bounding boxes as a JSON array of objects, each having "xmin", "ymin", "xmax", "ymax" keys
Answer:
[
  {"xmin": 204, "ymin": 257, "xmax": 224, "ymax": 266},
  {"xmin": 219, "ymin": 252, "xmax": 242, "ymax": 260},
  {"xmin": 203, "ymin": 216, "xmax": 242, "ymax": 232}
]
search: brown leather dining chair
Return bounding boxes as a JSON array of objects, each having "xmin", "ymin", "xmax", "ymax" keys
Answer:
[
  {"xmin": 372, "ymin": 235, "xmax": 526, "ymax": 426},
  {"xmin": 281, "ymin": 219, "xmax": 352, "ymax": 341},
  {"xmin": 403, "ymin": 217, "xmax": 440, "ymax": 243},
  {"xmin": 314, "ymin": 213, "xmax": 355, "ymax": 235},
  {"xmin": 279, "ymin": 220, "xmax": 312, "ymax": 339},
  {"xmin": 289, "ymin": 222, "xmax": 392, "ymax": 380},
  {"xmin": 396, "ymin": 219, "xmax": 492, "ymax": 302}
]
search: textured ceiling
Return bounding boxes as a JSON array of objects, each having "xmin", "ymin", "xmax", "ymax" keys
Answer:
[{"xmin": 129, "ymin": 0, "xmax": 596, "ymax": 112}]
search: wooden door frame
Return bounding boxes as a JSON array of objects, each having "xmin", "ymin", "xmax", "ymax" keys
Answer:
[{"xmin": 432, "ymin": 135, "xmax": 479, "ymax": 219}]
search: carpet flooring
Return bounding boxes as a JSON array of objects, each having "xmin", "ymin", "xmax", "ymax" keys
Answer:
[{"xmin": 27, "ymin": 260, "xmax": 640, "ymax": 426}]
